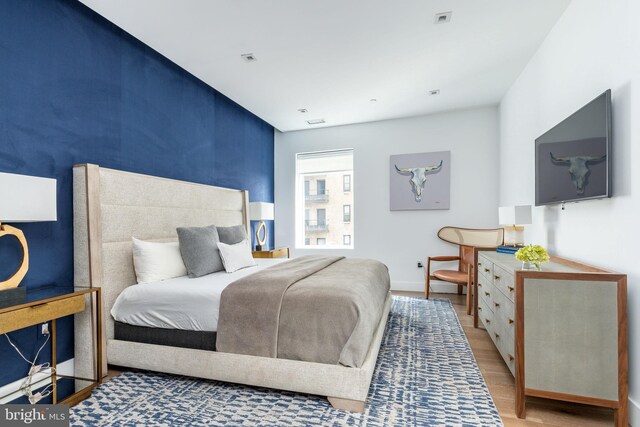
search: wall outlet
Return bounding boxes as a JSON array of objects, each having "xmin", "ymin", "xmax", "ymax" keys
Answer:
[
  {"xmin": 417, "ymin": 261, "xmax": 423, "ymax": 268},
  {"xmin": 41, "ymin": 323, "xmax": 49, "ymax": 335}
]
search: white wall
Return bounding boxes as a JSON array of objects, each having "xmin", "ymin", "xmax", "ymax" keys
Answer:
[
  {"xmin": 498, "ymin": 0, "xmax": 640, "ymax": 421},
  {"xmin": 275, "ymin": 106, "xmax": 499, "ymax": 292}
]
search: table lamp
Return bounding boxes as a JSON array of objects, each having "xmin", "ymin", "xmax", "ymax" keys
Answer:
[
  {"xmin": 498, "ymin": 205, "xmax": 531, "ymax": 246},
  {"xmin": 249, "ymin": 202, "xmax": 274, "ymax": 251},
  {"xmin": 0, "ymin": 172, "xmax": 57, "ymax": 300}
]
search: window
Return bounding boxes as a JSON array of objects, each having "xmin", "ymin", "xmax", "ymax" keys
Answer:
[
  {"xmin": 317, "ymin": 179, "xmax": 326, "ymax": 195},
  {"xmin": 343, "ymin": 205, "xmax": 351, "ymax": 223},
  {"xmin": 343, "ymin": 235, "xmax": 351, "ymax": 245},
  {"xmin": 296, "ymin": 149, "xmax": 354, "ymax": 248},
  {"xmin": 343, "ymin": 174, "xmax": 351, "ymax": 192}
]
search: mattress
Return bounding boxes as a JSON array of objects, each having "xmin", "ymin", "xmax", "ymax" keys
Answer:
[{"xmin": 111, "ymin": 258, "xmax": 285, "ymax": 332}]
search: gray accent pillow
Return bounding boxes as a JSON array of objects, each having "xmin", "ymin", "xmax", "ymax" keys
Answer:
[
  {"xmin": 216, "ymin": 225, "xmax": 248, "ymax": 245},
  {"xmin": 176, "ymin": 225, "xmax": 224, "ymax": 278}
]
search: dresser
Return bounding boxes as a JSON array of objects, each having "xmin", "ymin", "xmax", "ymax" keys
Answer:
[{"xmin": 474, "ymin": 250, "xmax": 628, "ymax": 426}]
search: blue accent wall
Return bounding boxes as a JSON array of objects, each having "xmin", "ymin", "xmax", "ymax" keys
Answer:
[{"xmin": 0, "ymin": 0, "xmax": 274, "ymax": 387}]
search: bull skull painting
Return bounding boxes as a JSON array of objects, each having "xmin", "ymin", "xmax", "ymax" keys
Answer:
[
  {"xmin": 394, "ymin": 160, "xmax": 443, "ymax": 202},
  {"xmin": 550, "ymin": 153, "xmax": 606, "ymax": 195}
]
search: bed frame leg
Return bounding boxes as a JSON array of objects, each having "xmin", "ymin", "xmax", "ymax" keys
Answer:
[{"xmin": 327, "ymin": 396, "xmax": 365, "ymax": 413}]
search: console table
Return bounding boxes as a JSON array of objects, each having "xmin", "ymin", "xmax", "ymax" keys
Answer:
[
  {"xmin": 0, "ymin": 285, "xmax": 102, "ymax": 406},
  {"xmin": 473, "ymin": 250, "xmax": 627, "ymax": 426}
]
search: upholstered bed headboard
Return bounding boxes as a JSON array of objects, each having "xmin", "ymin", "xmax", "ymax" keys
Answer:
[{"xmin": 73, "ymin": 164, "xmax": 250, "ymax": 372}]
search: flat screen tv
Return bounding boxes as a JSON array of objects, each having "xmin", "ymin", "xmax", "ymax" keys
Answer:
[{"xmin": 535, "ymin": 89, "xmax": 612, "ymax": 206}]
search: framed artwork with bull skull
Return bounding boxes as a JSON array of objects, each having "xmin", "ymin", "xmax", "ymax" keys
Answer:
[{"xmin": 389, "ymin": 151, "xmax": 450, "ymax": 211}]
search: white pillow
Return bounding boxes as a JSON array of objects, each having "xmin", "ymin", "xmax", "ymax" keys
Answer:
[
  {"xmin": 132, "ymin": 237, "xmax": 188, "ymax": 284},
  {"xmin": 217, "ymin": 239, "xmax": 257, "ymax": 273}
]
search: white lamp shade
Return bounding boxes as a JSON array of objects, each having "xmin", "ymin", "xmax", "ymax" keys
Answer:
[
  {"xmin": 0, "ymin": 172, "xmax": 57, "ymax": 222},
  {"xmin": 498, "ymin": 205, "xmax": 532, "ymax": 226},
  {"xmin": 249, "ymin": 202, "xmax": 274, "ymax": 221}
]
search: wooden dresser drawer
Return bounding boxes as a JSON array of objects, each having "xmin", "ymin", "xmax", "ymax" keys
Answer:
[
  {"xmin": 0, "ymin": 295, "xmax": 85, "ymax": 334},
  {"xmin": 492, "ymin": 264, "xmax": 515, "ymax": 303},
  {"xmin": 496, "ymin": 324, "xmax": 516, "ymax": 376},
  {"xmin": 493, "ymin": 289, "xmax": 516, "ymax": 339},
  {"xmin": 477, "ymin": 256, "xmax": 493, "ymax": 279},
  {"xmin": 478, "ymin": 297, "xmax": 493, "ymax": 331},
  {"xmin": 478, "ymin": 281, "xmax": 494, "ymax": 312}
]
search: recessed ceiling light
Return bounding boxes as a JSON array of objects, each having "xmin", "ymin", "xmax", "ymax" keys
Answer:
[
  {"xmin": 307, "ymin": 119, "xmax": 325, "ymax": 125},
  {"xmin": 429, "ymin": 89, "xmax": 441, "ymax": 96},
  {"xmin": 298, "ymin": 108, "xmax": 308, "ymax": 113},
  {"xmin": 241, "ymin": 53, "xmax": 257, "ymax": 62},
  {"xmin": 434, "ymin": 12, "xmax": 452, "ymax": 24},
  {"xmin": 370, "ymin": 98, "xmax": 377, "ymax": 102}
]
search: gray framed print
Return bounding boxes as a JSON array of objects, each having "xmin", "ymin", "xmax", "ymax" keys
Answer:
[{"xmin": 390, "ymin": 151, "xmax": 450, "ymax": 211}]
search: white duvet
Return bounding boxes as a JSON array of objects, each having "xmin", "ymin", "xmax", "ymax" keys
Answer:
[{"xmin": 111, "ymin": 258, "xmax": 285, "ymax": 332}]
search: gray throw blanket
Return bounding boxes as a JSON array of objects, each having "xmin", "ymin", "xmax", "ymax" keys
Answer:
[{"xmin": 216, "ymin": 255, "xmax": 390, "ymax": 367}]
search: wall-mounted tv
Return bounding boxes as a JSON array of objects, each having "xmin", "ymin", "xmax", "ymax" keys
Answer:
[{"xmin": 535, "ymin": 89, "xmax": 612, "ymax": 206}]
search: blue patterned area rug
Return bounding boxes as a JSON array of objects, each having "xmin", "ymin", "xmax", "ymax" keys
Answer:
[{"xmin": 71, "ymin": 297, "xmax": 503, "ymax": 426}]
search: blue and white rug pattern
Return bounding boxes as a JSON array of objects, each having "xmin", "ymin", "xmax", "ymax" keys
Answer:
[{"xmin": 71, "ymin": 297, "xmax": 503, "ymax": 426}]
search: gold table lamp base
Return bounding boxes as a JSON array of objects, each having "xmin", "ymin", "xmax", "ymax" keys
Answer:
[{"xmin": 0, "ymin": 223, "xmax": 29, "ymax": 290}]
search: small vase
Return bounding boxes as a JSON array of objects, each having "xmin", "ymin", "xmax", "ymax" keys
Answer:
[{"xmin": 521, "ymin": 261, "xmax": 540, "ymax": 271}]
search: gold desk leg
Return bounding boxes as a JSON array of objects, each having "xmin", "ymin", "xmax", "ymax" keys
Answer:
[{"xmin": 51, "ymin": 319, "xmax": 57, "ymax": 404}]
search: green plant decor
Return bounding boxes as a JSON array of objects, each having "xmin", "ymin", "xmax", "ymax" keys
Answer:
[{"xmin": 514, "ymin": 244, "xmax": 550, "ymax": 271}]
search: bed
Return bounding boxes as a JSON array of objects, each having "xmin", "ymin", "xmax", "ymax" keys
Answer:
[{"xmin": 73, "ymin": 164, "xmax": 391, "ymax": 412}]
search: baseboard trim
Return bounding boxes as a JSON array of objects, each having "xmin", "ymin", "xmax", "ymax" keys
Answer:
[
  {"xmin": 391, "ymin": 280, "xmax": 466, "ymax": 294},
  {"xmin": 0, "ymin": 358, "xmax": 74, "ymax": 404},
  {"xmin": 630, "ymin": 396, "xmax": 639, "ymax": 426}
]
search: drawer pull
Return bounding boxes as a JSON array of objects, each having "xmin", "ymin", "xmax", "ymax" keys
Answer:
[
  {"xmin": 478, "ymin": 283, "xmax": 482, "ymax": 288},
  {"xmin": 508, "ymin": 318, "xmax": 514, "ymax": 324},
  {"xmin": 29, "ymin": 302, "xmax": 49, "ymax": 309},
  {"xmin": 485, "ymin": 318, "xmax": 490, "ymax": 323},
  {"xmin": 508, "ymin": 354, "xmax": 514, "ymax": 361},
  {"xmin": 478, "ymin": 306, "xmax": 482, "ymax": 311},
  {"xmin": 494, "ymin": 332, "xmax": 500, "ymax": 338},
  {"xmin": 484, "ymin": 291, "xmax": 490, "ymax": 297},
  {"xmin": 507, "ymin": 286, "xmax": 514, "ymax": 292},
  {"xmin": 494, "ymin": 275, "xmax": 501, "ymax": 280},
  {"xmin": 478, "ymin": 262, "xmax": 482, "ymax": 266},
  {"xmin": 484, "ymin": 268, "xmax": 490, "ymax": 273},
  {"xmin": 494, "ymin": 302, "xmax": 500, "ymax": 307}
]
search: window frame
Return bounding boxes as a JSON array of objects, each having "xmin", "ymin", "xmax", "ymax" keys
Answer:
[
  {"xmin": 343, "ymin": 174, "xmax": 351, "ymax": 192},
  {"xmin": 295, "ymin": 149, "xmax": 354, "ymax": 250},
  {"xmin": 343, "ymin": 204, "xmax": 351, "ymax": 223}
]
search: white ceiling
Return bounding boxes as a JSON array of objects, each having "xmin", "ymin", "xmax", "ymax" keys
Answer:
[{"xmin": 79, "ymin": 0, "xmax": 571, "ymax": 132}]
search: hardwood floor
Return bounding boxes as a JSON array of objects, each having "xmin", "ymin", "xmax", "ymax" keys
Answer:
[
  {"xmin": 106, "ymin": 292, "xmax": 616, "ymax": 426},
  {"xmin": 394, "ymin": 291, "xmax": 616, "ymax": 426}
]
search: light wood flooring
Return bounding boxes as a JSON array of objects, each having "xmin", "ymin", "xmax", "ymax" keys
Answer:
[
  {"xmin": 395, "ymin": 291, "xmax": 615, "ymax": 427},
  {"xmin": 106, "ymin": 292, "xmax": 617, "ymax": 426}
]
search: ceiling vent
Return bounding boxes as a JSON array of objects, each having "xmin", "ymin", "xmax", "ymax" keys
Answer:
[
  {"xmin": 434, "ymin": 12, "xmax": 452, "ymax": 24},
  {"xmin": 241, "ymin": 53, "xmax": 257, "ymax": 62},
  {"xmin": 307, "ymin": 119, "xmax": 325, "ymax": 125}
]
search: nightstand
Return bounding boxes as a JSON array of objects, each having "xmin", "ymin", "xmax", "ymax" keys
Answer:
[
  {"xmin": 0, "ymin": 285, "xmax": 102, "ymax": 406},
  {"xmin": 252, "ymin": 247, "xmax": 290, "ymax": 259}
]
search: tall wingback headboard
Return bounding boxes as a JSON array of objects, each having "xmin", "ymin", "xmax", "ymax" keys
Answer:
[{"xmin": 73, "ymin": 164, "xmax": 250, "ymax": 373}]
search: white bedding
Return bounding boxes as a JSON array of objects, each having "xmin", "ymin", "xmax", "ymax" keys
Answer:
[{"xmin": 111, "ymin": 258, "xmax": 286, "ymax": 332}]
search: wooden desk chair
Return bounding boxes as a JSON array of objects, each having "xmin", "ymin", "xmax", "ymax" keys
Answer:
[{"xmin": 426, "ymin": 227, "xmax": 504, "ymax": 315}]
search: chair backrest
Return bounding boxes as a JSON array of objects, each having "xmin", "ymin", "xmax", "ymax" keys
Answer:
[
  {"xmin": 437, "ymin": 227, "xmax": 504, "ymax": 271},
  {"xmin": 437, "ymin": 226, "xmax": 504, "ymax": 248}
]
